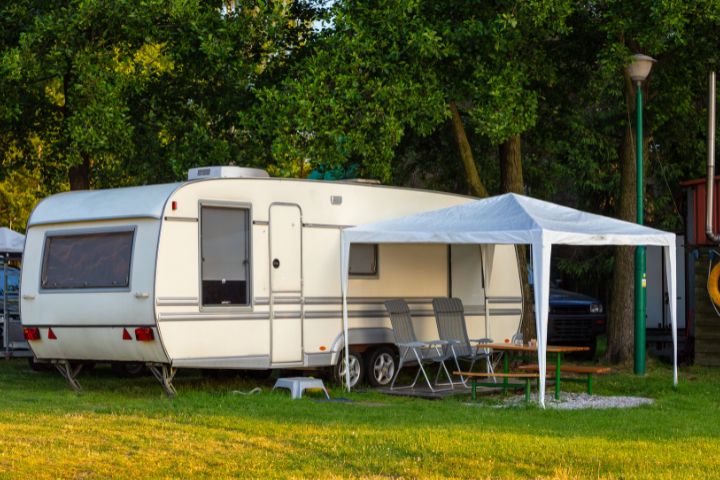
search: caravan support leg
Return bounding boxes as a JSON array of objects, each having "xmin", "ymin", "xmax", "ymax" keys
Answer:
[
  {"xmin": 55, "ymin": 361, "xmax": 83, "ymax": 392},
  {"xmin": 148, "ymin": 364, "xmax": 177, "ymax": 398}
]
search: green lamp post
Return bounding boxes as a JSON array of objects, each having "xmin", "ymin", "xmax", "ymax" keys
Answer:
[{"xmin": 627, "ymin": 53, "xmax": 656, "ymax": 375}]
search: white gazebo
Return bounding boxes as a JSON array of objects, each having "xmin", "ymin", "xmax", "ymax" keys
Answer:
[
  {"xmin": 340, "ymin": 193, "xmax": 677, "ymax": 406},
  {"xmin": 0, "ymin": 227, "xmax": 24, "ymax": 254}
]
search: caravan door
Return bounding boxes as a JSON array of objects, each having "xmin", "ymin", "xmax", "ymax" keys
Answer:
[{"xmin": 269, "ymin": 203, "xmax": 303, "ymax": 364}]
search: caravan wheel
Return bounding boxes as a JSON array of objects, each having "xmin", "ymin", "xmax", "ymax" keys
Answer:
[
  {"xmin": 366, "ymin": 347, "xmax": 397, "ymax": 387},
  {"xmin": 334, "ymin": 351, "xmax": 364, "ymax": 388}
]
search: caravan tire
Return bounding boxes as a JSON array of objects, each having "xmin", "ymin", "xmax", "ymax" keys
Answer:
[
  {"xmin": 365, "ymin": 347, "xmax": 397, "ymax": 387},
  {"xmin": 27, "ymin": 357, "xmax": 52, "ymax": 372},
  {"xmin": 333, "ymin": 351, "xmax": 364, "ymax": 388}
]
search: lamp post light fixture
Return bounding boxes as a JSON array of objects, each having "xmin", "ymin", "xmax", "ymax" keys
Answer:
[{"xmin": 627, "ymin": 53, "xmax": 656, "ymax": 375}]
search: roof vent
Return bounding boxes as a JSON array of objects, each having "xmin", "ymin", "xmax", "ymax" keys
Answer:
[{"xmin": 188, "ymin": 166, "xmax": 270, "ymax": 181}]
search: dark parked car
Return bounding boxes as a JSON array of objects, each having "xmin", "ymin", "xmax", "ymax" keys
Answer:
[
  {"xmin": 0, "ymin": 267, "xmax": 20, "ymax": 316},
  {"xmin": 548, "ymin": 286, "xmax": 606, "ymax": 358}
]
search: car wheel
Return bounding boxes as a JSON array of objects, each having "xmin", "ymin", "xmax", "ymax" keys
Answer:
[
  {"xmin": 365, "ymin": 346, "xmax": 397, "ymax": 387},
  {"xmin": 333, "ymin": 350, "xmax": 364, "ymax": 388}
]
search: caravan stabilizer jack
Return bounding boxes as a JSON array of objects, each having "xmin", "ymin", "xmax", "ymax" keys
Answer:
[
  {"xmin": 148, "ymin": 364, "xmax": 177, "ymax": 398},
  {"xmin": 55, "ymin": 360, "xmax": 83, "ymax": 392}
]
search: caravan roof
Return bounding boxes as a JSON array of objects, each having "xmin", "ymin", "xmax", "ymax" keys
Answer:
[{"xmin": 28, "ymin": 183, "xmax": 181, "ymax": 227}]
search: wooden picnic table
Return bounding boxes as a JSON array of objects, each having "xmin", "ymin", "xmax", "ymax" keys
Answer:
[{"xmin": 475, "ymin": 343, "xmax": 589, "ymax": 400}]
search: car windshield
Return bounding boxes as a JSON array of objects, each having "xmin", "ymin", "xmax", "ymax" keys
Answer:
[{"xmin": 0, "ymin": 269, "xmax": 20, "ymax": 295}]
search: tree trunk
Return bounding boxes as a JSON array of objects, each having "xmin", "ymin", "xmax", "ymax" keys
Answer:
[
  {"xmin": 62, "ymin": 69, "xmax": 91, "ymax": 191},
  {"xmin": 69, "ymin": 152, "xmax": 91, "ymax": 190},
  {"xmin": 500, "ymin": 135, "xmax": 535, "ymax": 342},
  {"xmin": 449, "ymin": 101, "xmax": 488, "ymax": 198},
  {"xmin": 606, "ymin": 76, "xmax": 639, "ymax": 363}
]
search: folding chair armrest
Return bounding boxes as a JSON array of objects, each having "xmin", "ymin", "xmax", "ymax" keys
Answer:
[
  {"xmin": 426, "ymin": 340, "xmax": 450, "ymax": 346},
  {"xmin": 396, "ymin": 341, "xmax": 427, "ymax": 348}
]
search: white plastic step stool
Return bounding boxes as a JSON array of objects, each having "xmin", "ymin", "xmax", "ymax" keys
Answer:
[{"xmin": 273, "ymin": 377, "xmax": 330, "ymax": 400}]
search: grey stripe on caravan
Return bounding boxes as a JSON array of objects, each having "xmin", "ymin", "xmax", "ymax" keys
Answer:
[
  {"xmin": 172, "ymin": 355, "xmax": 270, "ymax": 369},
  {"xmin": 486, "ymin": 296, "xmax": 523, "ymax": 304},
  {"xmin": 488, "ymin": 308, "xmax": 522, "ymax": 316},
  {"xmin": 252, "ymin": 221, "xmax": 353, "ymax": 230},
  {"xmin": 331, "ymin": 327, "xmax": 395, "ymax": 351},
  {"xmin": 156, "ymin": 310, "xmax": 381, "ymax": 321},
  {"xmin": 157, "ymin": 297, "xmax": 199, "ymax": 306},
  {"xmin": 254, "ymin": 296, "xmax": 437, "ymax": 306},
  {"xmin": 305, "ymin": 352, "xmax": 334, "ymax": 367},
  {"xmin": 163, "ymin": 216, "xmax": 198, "ymax": 222},
  {"xmin": 156, "ymin": 307, "xmax": 515, "ymax": 322},
  {"xmin": 158, "ymin": 312, "xmax": 268, "ymax": 321},
  {"xmin": 302, "ymin": 223, "xmax": 353, "ymax": 229}
]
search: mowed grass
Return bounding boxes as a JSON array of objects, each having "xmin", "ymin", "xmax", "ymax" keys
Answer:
[{"xmin": 0, "ymin": 359, "xmax": 718, "ymax": 479}]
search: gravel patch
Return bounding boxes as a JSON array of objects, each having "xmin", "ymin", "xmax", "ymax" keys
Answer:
[{"xmin": 503, "ymin": 392, "xmax": 654, "ymax": 409}]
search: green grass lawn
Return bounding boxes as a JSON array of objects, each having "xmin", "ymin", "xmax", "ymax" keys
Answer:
[{"xmin": 0, "ymin": 358, "xmax": 718, "ymax": 479}]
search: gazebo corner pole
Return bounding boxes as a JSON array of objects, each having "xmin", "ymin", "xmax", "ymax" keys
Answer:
[{"xmin": 634, "ymin": 81, "xmax": 647, "ymax": 375}]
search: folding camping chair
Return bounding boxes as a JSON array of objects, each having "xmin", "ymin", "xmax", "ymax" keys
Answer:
[
  {"xmin": 432, "ymin": 297, "xmax": 495, "ymax": 387},
  {"xmin": 384, "ymin": 299, "xmax": 454, "ymax": 392}
]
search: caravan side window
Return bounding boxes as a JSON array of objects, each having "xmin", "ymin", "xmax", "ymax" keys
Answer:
[
  {"xmin": 349, "ymin": 244, "xmax": 378, "ymax": 276},
  {"xmin": 200, "ymin": 205, "xmax": 251, "ymax": 306},
  {"xmin": 41, "ymin": 230, "xmax": 134, "ymax": 290}
]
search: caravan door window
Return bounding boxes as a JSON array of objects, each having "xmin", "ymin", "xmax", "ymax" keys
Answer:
[
  {"xmin": 41, "ymin": 230, "xmax": 134, "ymax": 290},
  {"xmin": 200, "ymin": 205, "xmax": 251, "ymax": 306}
]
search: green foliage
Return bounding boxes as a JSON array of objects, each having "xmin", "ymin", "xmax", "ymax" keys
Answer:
[
  {"xmin": 0, "ymin": 166, "xmax": 44, "ymax": 232},
  {"xmin": 250, "ymin": 0, "xmax": 573, "ymax": 184},
  {"xmin": 0, "ymin": 0, "xmax": 315, "ymax": 193}
]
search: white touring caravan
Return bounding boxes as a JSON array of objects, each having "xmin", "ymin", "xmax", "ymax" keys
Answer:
[{"xmin": 21, "ymin": 167, "xmax": 522, "ymax": 395}]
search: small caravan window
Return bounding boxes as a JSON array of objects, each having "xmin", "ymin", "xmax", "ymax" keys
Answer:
[
  {"xmin": 41, "ymin": 230, "xmax": 134, "ymax": 290},
  {"xmin": 349, "ymin": 244, "xmax": 378, "ymax": 276},
  {"xmin": 201, "ymin": 205, "xmax": 251, "ymax": 306}
]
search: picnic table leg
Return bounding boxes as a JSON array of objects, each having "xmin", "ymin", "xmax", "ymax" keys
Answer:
[
  {"xmin": 472, "ymin": 378, "xmax": 477, "ymax": 401},
  {"xmin": 587, "ymin": 374, "xmax": 593, "ymax": 395},
  {"xmin": 555, "ymin": 352, "xmax": 562, "ymax": 400},
  {"xmin": 524, "ymin": 378, "xmax": 531, "ymax": 402}
]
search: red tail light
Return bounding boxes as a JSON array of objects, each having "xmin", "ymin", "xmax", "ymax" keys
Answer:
[
  {"xmin": 47, "ymin": 328, "xmax": 57, "ymax": 340},
  {"xmin": 23, "ymin": 327, "xmax": 41, "ymax": 341},
  {"xmin": 122, "ymin": 328, "xmax": 132, "ymax": 341},
  {"xmin": 134, "ymin": 327, "xmax": 155, "ymax": 341},
  {"xmin": 595, "ymin": 318, "xmax": 606, "ymax": 326}
]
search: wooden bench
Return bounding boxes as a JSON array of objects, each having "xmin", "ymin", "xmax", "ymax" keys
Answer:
[
  {"xmin": 454, "ymin": 371, "xmax": 540, "ymax": 401},
  {"xmin": 518, "ymin": 364, "xmax": 611, "ymax": 395}
]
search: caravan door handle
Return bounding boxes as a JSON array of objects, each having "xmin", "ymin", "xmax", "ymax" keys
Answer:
[
  {"xmin": 23, "ymin": 294, "xmax": 36, "ymax": 300},
  {"xmin": 134, "ymin": 292, "xmax": 150, "ymax": 299}
]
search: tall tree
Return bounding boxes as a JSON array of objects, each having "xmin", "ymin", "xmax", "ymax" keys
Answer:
[
  {"xmin": 0, "ymin": 0, "xmax": 314, "ymax": 197},
  {"xmin": 523, "ymin": 1, "xmax": 720, "ymax": 362}
]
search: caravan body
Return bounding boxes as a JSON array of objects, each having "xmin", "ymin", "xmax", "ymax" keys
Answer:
[{"xmin": 20, "ymin": 172, "xmax": 522, "ymax": 385}]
